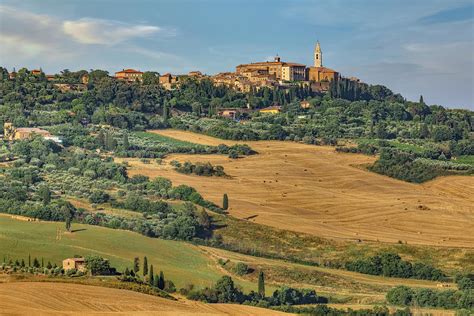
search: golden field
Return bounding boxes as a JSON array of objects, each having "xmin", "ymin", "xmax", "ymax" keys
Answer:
[
  {"xmin": 118, "ymin": 129, "xmax": 474, "ymax": 248},
  {"xmin": 0, "ymin": 282, "xmax": 291, "ymax": 316}
]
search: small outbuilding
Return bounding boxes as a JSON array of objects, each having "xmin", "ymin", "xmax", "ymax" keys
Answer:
[{"xmin": 62, "ymin": 257, "xmax": 86, "ymax": 272}]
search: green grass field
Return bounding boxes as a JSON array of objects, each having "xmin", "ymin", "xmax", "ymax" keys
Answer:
[
  {"xmin": 132, "ymin": 131, "xmax": 207, "ymax": 148},
  {"xmin": 0, "ymin": 215, "xmax": 257, "ymax": 291}
]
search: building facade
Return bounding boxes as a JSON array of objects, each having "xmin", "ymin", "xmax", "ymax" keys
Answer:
[
  {"xmin": 62, "ymin": 258, "xmax": 86, "ymax": 272},
  {"xmin": 115, "ymin": 69, "xmax": 143, "ymax": 82}
]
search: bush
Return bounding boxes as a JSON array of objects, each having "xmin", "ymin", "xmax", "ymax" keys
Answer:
[
  {"xmin": 89, "ymin": 190, "xmax": 110, "ymax": 204},
  {"xmin": 234, "ymin": 262, "xmax": 249, "ymax": 276}
]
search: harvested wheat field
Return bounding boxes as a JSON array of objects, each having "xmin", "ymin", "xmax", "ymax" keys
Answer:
[
  {"xmin": 120, "ymin": 129, "xmax": 474, "ymax": 248},
  {"xmin": 0, "ymin": 282, "xmax": 291, "ymax": 316}
]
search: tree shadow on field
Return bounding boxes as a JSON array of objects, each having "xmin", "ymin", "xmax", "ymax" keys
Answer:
[{"xmin": 70, "ymin": 228, "xmax": 87, "ymax": 233}]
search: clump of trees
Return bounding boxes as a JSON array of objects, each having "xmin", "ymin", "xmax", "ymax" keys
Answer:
[
  {"xmin": 386, "ymin": 285, "xmax": 472, "ymax": 310},
  {"xmin": 345, "ymin": 252, "xmax": 445, "ymax": 281},
  {"xmin": 186, "ymin": 275, "xmax": 321, "ymax": 307},
  {"xmin": 171, "ymin": 161, "xmax": 226, "ymax": 177}
]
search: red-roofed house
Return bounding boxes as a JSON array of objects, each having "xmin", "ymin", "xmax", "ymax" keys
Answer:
[{"xmin": 115, "ymin": 69, "xmax": 143, "ymax": 82}]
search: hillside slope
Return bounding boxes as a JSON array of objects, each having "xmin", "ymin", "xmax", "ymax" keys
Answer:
[{"xmin": 122, "ymin": 129, "xmax": 474, "ymax": 248}]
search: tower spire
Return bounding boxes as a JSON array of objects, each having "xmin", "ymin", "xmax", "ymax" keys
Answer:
[{"xmin": 314, "ymin": 41, "xmax": 322, "ymax": 67}]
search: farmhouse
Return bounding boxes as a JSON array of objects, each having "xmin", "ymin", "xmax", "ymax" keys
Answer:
[
  {"xmin": 62, "ymin": 257, "xmax": 86, "ymax": 272},
  {"xmin": 217, "ymin": 108, "xmax": 252, "ymax": 120},
  {"xmin": 300, "ymin": 100, "xmax": 311, "ymax": 109},
  {"xmin": 259, "ymin": 105, "xmax": 282, "ymax": 114},
  {"xmin": 3, "ymin": 123, "xmax": 62, "ymax": 143}
]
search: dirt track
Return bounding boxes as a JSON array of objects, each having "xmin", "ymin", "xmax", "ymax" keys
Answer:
[
  {"xmin": 122, "ymin": 129, "xmax": 474, "ymax": 248},
  {"xmin": 0, "ymin": 282, "xmax": 291, "ymax": 315}
]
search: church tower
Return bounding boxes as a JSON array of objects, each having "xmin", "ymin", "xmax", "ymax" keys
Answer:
[{"xmin": 314, "ymin": 41, "xmax": 322, "ymax": 67}]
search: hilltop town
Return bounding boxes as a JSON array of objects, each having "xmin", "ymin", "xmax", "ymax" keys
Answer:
[{"xmin": 6, "ymin": 42, "xmax": 356, "ymax": 94}]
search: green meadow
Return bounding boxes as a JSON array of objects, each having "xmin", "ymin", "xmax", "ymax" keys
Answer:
[{"xmin": 0, "ymin": 215, "xmax": 257, "ymax": 291}]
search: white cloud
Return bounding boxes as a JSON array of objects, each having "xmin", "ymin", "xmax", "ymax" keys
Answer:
[
  {"xmin": 0, "ymin": 5, "xmax": 173, "ymax": 67},
  {"xmin": 63, "ymin": 18, "xmax": 161, "ymax": 45}
]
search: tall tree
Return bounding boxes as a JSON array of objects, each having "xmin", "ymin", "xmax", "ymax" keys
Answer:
[
  {"xmin": 158, "ymin": 271, "xmax": 165, "ymax": 290},
  {"xmin": 133, "ymin": 257, "xmax": 140, "ymax": 273},
  {"xmin": 143, "ymin": 256, "xmax": 148, "ymax": 277},
  {"xmin": 149, "ymin": 264, "xmax": 154, "ymax": 286},
  {"xmin": 222, "ymin": 193, "xmax": 229, "ymax": 210},
  {"xmin": 58, "ymin": 200, "xmax": 76, "ymax": 232},
  {"xmin": 258, "ymin": 271, "xmax": 265, "ymax": 298},
  {"xmin": 28, "ymin": 254, "xmax": 31, "ymax": 267},
  {"xmin": 97, "ymin": 130, "xmax": 105, "ymax": 148},
  {"xmin": 122, "ymin": 132, "xmax": 130, "ymax": 150},
  {"xmin": 38, "ymin": 185, "xmax": 51, "ymax": 205}
]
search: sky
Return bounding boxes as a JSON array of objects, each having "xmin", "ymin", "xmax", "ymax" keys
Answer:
[{"xmin": 0, "ymin": 0, "xmax": 473, "ymax": 109}]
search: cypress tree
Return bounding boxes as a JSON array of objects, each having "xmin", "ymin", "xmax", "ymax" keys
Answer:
[
  {"xmin": 158, "ymin": 271, "xmax": 165, "ymax": 290},
  {"xmin": 258, "ymin": 271, "xmax": 265, "ymax": 298},
  {"xmin": 153, "ymin": 274, "xmax": 159, "ymax": 288},
  {"xmin": 28, "ymin": 254, "xmax": 31, "ymax": 267},
  {"xmin": 419, "ymin": 95, "xmax": 424, "ymax": 104},
  {"xmin": 21, "ymin": 259, "xmax": 25, "ymax": 267},
  {"xmin": 223, "ymin": 193, "xmax": 229, "ymax": 210},
  {"xmin": 123, "ymin": 132, "xmax": 130, "ymax": 150},
  {"xmin": 143, "ymin": 256, "xmax": 148, "ymax": 277},
  {"xmin": 149, "ymin": 264, "xmax": 154, "ymax": 286},
  {"xmin": 124, "ymin": 267, "xmax": 130, "ymax": 276},
  {"xmin": 97, "ymin": 130, "xmax": 105, "ymax": 148},
  {"xmin": 133, "ymin": 257, "xmax": 140, "ymax": 273}
]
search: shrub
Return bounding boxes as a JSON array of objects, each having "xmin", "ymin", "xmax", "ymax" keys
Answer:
[{"xmin": 234, "ymin": 262, "xmax": 249, "ymax": 276}]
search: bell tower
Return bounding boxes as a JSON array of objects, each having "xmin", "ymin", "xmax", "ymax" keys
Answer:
[{"xmin": 314, "ymin": 41, "xmax": 322, "ymax": 67}]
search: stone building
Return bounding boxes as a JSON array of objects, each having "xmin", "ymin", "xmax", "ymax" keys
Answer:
[
  {"xmin": 63, "ymin": 257, "xmax": 86, "ymax": 272},
  {"xmin": 3, "ymin": 123, "xmax": 61, "ymax": 143},
  {"xmin": 115, "ymin": 69, "xmax": 143, "ymax": 82},
  {"xmin": 306, "ymin": 41, "xmax": 339, "ymax": 83},
  {"xmin": 236, "ymin": 56, "xmax": 305, "ymax": 82}
]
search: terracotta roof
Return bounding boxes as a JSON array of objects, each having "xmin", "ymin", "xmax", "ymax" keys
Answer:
[
  {"xmin": 260, "ymin": 105, "xmax": 282, "ymax": 111},
  {"xmin": 16, "ymin": 127, "xmax": 50, "ymax": 135},
  {"xmin": 116, "ymin": 69, "xmax": 143, "ymax": 74},
  {"xmin": 64, "ymin": 257, "xmax": 85, "ymax": 262},
  {"xmin": 282, "ymin": 62, "xmax": 306, "ymax": 67}
]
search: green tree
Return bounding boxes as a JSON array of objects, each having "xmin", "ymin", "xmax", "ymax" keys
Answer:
[
  {"xmin": 158, "ymin": 271, "xmax": 165, "ymax": 290},
  {"xmin": 28, "ymin": 254, "xmax": 31, "ymax": 267},
  {"xmin": 85, "ymin": 255, "xmax": 113, "ymax": 275},
  {"xmin": 56, "ymin": 200, "xmax": 75, "ymax": 232},
  {"xmin": 33, "ymin": 257, "xmax": 40, "ymax": 268},
  {"xmin": 143, "ymin": 256, "xmax": 148, "ymax": 277},
  {"xmin": 133, "ymin": 257, "xmax": 140, "ymax": 273},
  {"xmin": 122, "ymin": 132, "xmax": 130, "ymax": 150},
  {"xmin": 386, "ymin": 286, "xmax": 414, "ymax": 306},
  {"xmin": 149, "ymin": 264, "xmax": 154, "ymax": 286},
  {"xmin": 37, "ymin": 184, "xmax": 51, "ymax": 205},
  {"xmin": 222, "ymin": 193, "xmax": 228, "ymax": 210},
  {"xmin": 258, "ymin": 271, "xmax": 265, "ymax": 298}
]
